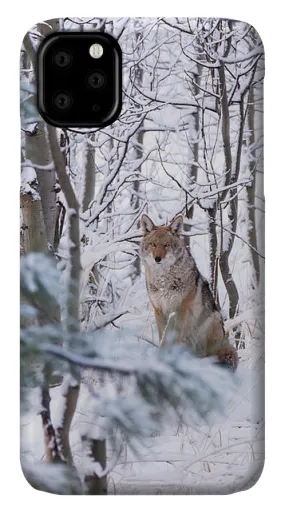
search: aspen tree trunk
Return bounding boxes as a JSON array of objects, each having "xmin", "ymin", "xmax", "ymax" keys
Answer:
[
  {"xmin": 20, "ymin": 192, "xmax": 48, "ymax": 253},
  {"xmin": 25, "ymin": 124, "xmax": 57, "ymax": 248},
  {"xmin": 22, "ymin": 28, "xmax": 58, "ymax": 250}
]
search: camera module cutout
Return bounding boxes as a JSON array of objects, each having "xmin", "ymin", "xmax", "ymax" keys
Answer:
[{"xmin": 37, "ymin": 33, "xmax": 122, "ymax": 127}]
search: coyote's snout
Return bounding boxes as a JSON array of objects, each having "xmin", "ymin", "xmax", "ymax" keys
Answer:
[{"xmin": 140, "ymin": 214, "xmax": 238, "ymax": 370}]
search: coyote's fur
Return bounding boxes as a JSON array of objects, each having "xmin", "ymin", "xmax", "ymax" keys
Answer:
[{"xmin": 140, "ymin": 214, "xmax": 238, "ymax": 370}]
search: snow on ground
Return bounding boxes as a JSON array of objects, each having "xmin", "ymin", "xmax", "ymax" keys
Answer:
[{"xmin": 21, "ymin": 309, "xmax": 264, "ymax": 495}]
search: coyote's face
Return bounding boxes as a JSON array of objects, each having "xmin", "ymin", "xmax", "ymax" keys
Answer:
[{"xmin": 140, "ymin": 214, "xmax": 184, "ymax": 267}]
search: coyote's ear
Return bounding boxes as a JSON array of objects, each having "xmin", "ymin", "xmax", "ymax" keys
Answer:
[
  {"xmin": 169, "ymin": 214, "xmax": 183, "ymax": 235},
  {"xmin": 141, "ymin": 214, "xmax": 156, "ymax": 235}
]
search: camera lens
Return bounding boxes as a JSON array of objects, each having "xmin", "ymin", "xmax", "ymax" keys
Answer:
[
  {"xmin": 87, "ymin": 70, "xmax": 106, "ymax": 90},
  {"xmin": 53, "ymin": 92, "xmax": 73, "ymax": 110},
  {"xmin": 53, "ymin": 50, "xmax": 72, "ymax": 68}
]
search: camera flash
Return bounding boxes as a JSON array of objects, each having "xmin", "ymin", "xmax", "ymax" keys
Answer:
[{"xmin": 89, "ymin": 43, "xmax": 104, "ymax": 59}]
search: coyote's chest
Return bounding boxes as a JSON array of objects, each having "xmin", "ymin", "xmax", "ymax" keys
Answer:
[{"xmin": 146, "ymin": 263, "xmax": 189, "ymax": 315}]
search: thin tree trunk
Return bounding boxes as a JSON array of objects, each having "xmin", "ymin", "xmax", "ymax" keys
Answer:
[
  {"xmin": 188, "ymin": 66, "xmax": 200, "ymax": 187},
  {"xmin": 130, "ymin": 26, "xmax": 144, "ymax": 279},
  {"xmin": 47, "ymin": 126, "xmax": 80, "ymax": 331},
  {"xmin": 54, "ymin": 377, "xmax": 80, "ymax": 466},
  {"xmin": 208, "ymin": 207, "xmax": 220, "ymax": 310},
  {"xmin": 218, "ymin": 61, "xmax": 240, "ymax": 323},
  {"xmin": 132, "ymin": 126, "xmax": 144, "ymax": 278},
  {"xmin": 82, "ymin": 135, "xmax": 96, "ymax": 212},
  {"xmin": 247, "ymin": 87, "xmax": 260, "ymax": 284},
  {"xmin": 218, "ymin": 64, "xmax": 232, "ymax": 196},
  {"xmin": 40, "ymin": 385, "xmax": 64, "ymax": 463},
  {"xmin": 220, "ymin": 99, "xmax": 245, "ymax": 326},
  {"xmin": 46, "ymin": 124, "xmax": 82, "ymax": 483},
  {"xmin": 83, "ymin": 438, "xmax": 108, "ymax": 495},
  {"xmin": 184, "ymin": 65, "xmax": 200, "ymax": 246},
  {"xmin": 82, "ymin": 19, "xmax": 108, "ymax": 493}
]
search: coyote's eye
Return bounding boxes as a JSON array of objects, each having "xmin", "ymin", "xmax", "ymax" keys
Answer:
[
  {"xmin": 164, "ymin": 243, "xmax": 171, "ymax": 248},
  {"xmin": 150, "ymin": 243, "xmax": 156, "ymax": 248}
]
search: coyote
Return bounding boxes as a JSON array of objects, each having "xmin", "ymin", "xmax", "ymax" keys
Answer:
[{"xmin": 140, "ymin": 214, "xmax": 238, "ymax": 370}]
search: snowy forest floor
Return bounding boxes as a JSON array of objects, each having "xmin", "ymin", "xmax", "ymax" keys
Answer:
[{"xmin": 21, "ymin": 307, "xmax": 264, "ymax": 495}]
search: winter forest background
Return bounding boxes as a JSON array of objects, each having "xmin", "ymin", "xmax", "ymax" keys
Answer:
[{"xmin": 20, "ymin": 17, "xmax": 265, "ymax": 494}]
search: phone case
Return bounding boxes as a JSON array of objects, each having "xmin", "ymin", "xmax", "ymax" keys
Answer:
[{"xmin": 20, "ymin": 17, "xmax": 265, "ymax": 495}]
